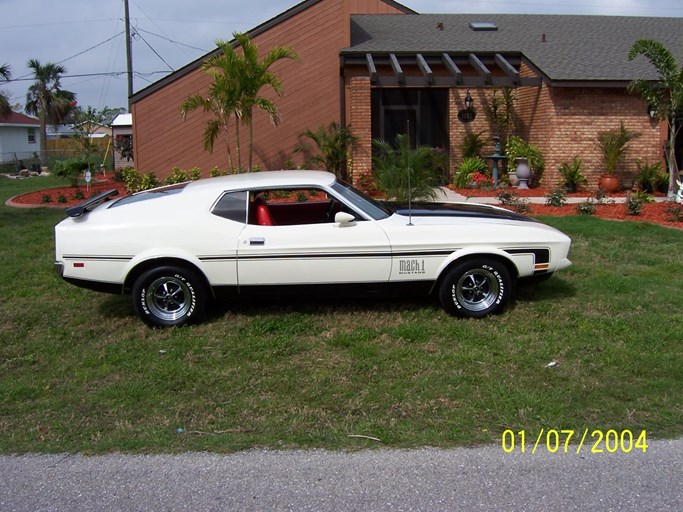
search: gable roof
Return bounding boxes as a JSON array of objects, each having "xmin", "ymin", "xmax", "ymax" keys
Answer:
[
  {"xmin": 345, "ymin": 14, "xmax": 683, "ymax": 84},
  {"xmin": 0, "ymin": 112, "xmax": 40, "ymax": 126},
  {"xmin": 131, "ymin": 0, "xmax": 415, "ymax": 104}
]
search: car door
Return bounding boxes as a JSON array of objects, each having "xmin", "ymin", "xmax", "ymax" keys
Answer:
[{"xmin": 236, "ymin": 200, "xmax": 391, "ymax": 287}]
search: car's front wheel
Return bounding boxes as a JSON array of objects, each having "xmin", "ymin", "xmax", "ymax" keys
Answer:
[
  {"xmin": 132, "ymin": 265, "xmax": 208, "ymax": 327},
  {"xmin": 438, "ymin": 259, "xmax": 511, "ymax": 318}
]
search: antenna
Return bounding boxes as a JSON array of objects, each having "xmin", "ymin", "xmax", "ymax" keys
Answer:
[{"xmin": 406, "ymin": 119, "xmax": 413, "ymax": 226}]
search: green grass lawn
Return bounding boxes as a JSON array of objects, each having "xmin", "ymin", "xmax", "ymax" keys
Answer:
[{"xmin": 1, "ymin": 175, "xmax": 682, "ymax": 454}]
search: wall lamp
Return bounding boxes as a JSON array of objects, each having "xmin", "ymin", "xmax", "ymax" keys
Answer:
[
  {"xmin": 648, "ymin": 104, "xmax": 658, "ymax": 120},
  {"xmin": 465, "ymin": 89, "xmax": 474, "ymax": 110}
]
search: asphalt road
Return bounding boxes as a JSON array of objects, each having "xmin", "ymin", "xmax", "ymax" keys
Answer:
[{"xmin": 1, "ymin": 438, "xmax": 682, "ymax": 511}]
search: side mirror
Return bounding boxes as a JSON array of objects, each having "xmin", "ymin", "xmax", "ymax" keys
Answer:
[{"xmin": 334, "ymin": 211, "xmax": 356, "ymax": 224}]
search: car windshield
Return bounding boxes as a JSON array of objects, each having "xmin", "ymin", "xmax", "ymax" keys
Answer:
[{"xmin": 331, "ymin": 180, "xmax": 390, "ymax": 220}]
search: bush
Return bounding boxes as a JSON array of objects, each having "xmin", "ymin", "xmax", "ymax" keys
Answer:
[
  {"xmin": 188, "ymin": 167, "xmax": 201, "ymax": 181},
  {"xmin": 41, "ymin": 194, "xmax": 52, "ymax": 203},
  {"xmin": 372, "ymin": 134, "xmax": 444, "ymax": 202},
  {"xmin": 164, "ymin": 167, "xmax": 189, "ymax": 185},
  {"xmin": 497, "ymin": 188, "xmax": 530, "ymax": 213},
  {"xmin": 576, "ymin": 200, "xmax": 597, "ymax": 215},
  {"xmin": 72, "ymin": 189, "xmax": 85, "ymax": 200},
  {"xmin": 52, "ymin": 158, "xmax": 89, "ymax": 187},
  {"xmin": 625, "ymin": 191, "xmax": 654, "ymax": 216},
  {"xmin": 56, "ymin": 194, "xmax": 68, "ymax": 204},
  {"xmin": 665, "ymin": 203, "xmax": 683, "ymax": 222},
  {"xmin": 545, "ymin": 188, "xmax": 567, "ymax": 207},
  {"xmin": 634, "ymin": 159, "xmax": 664, "ymax": 192},
  {"xmin": 558, "ymin": 156, "xmax": 588, "ymax": 192},
  {"xmin": 453, "ymin": 156, "xmax": 488, "ymax": 188},
  {"xmin": 460, "ymin": 131, "xmax": 486, "ymax": 159}
]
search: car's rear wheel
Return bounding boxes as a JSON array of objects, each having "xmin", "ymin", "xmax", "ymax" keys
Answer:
[
  {"xmin": 132, "ymin": 265, "xmax": 208, "ymax": 327},
  {"xmin": 439, "ymin": 259, "xmax": 511, "ymax": 318}
]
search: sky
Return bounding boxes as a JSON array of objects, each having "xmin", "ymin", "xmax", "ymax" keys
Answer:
[{"xmin": 1, "ymin": 0, "xmax": 682, "ymax": 114}]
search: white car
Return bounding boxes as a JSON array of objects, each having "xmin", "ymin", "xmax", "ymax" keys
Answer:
[{"xmin": 54, "ymin": 170, "xmax": 572, "ymax": 327}]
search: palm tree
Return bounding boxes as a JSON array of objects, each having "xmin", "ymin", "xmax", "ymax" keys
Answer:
[
  {"xmin": 181, "ymin": 40, "xmax": 241, "ymax": 171},
  {"xmin": 628, "ymin": 39, "xmax": 683, "ymax": 196},
  {"xmin": 294, "ymin": 121, "xmax": 358, "ymax": 180},
  {"xmin": 230, "ymin": 32, "xmax": 299, "ymax": 171},
  {"xmin": 0, "ymin": 63, "xmax": 12, "ymax": 116},
  {"xmin": 24, "ymin": 59, "xmax": 76, "ymax": 166}
]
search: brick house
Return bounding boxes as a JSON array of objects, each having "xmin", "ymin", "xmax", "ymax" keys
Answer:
[{"xmin": 130, "ymin": 0, "xmax": 683, "ymax": 188}]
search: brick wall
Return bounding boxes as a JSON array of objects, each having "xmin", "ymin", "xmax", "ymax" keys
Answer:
[{"xmin": 349, "ymin": 76, "xmax": 372, "ymax": 185}]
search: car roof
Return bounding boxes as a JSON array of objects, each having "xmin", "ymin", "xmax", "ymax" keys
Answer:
[{"xmin": 184, "ymin": 170, "xmax": 337, "ymax": 193}]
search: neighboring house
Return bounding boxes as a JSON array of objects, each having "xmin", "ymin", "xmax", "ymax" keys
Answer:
[
  {"xmin": 130, "ymin": 0, "xmax": 683, "ymax": 187},
  {"xmin": 0, "ymin": 111, "xmax": 40, "ymax": 165},
  {"xmin": 111, "ymin": 113, "xmax": 134, "ymax": 169},
  {"xmin": 46, "ymin": 124, "xmax": 111, "ymax": 139}
]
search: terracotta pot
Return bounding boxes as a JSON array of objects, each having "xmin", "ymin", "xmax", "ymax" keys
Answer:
[{"xmin": 598, "ymin": 175, "xmax": 620, "ymax": 193}]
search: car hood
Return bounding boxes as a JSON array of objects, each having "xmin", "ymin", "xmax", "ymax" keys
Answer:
[{"xmin": 386, "ymin": 202, "xmax": 537, "ymax": 223}]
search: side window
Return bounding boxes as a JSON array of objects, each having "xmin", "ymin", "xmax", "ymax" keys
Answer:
[
  {"xmin": 212, "ymin": 191, "xmax": 248, "ymax": 223},
  {"xmin": 27, "ymin": 128, "xmax": 36, "ymax": 144},
  {"xmin": 248, "ymin": 188, "xmax": 360, "ymax": 226}
]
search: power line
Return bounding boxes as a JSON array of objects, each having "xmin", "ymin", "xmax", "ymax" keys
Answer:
[
  {"xmin": 58, "ymin": 32, "xmax": 125, "ymax": 65},
  {"xmin": 135, "ymin": 28, "xmax": 210, "ymax": 53},
  {"xmin": 131, "ymin": 28, "xmax": 174, "ymax": 71}
]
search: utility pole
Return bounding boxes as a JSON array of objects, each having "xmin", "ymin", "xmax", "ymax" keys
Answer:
[{"xmin": 124, "ymin": 0, "xmax": 133, "ymax": 111}]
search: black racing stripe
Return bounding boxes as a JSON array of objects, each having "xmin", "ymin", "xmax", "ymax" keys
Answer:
[
  {"xmin": 207, "ymin": 249, "xmax": 459, "ymax": 262},
  {"xmin": 504, "ymin": 248, "xmax": 550, "ymax": 264},
  {"xmin": 62, "ymin": 255, "xmax": 133, "ymax": 261}
]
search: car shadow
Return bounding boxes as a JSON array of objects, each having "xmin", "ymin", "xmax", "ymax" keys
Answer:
[{"xmin": 513, "ymin": 277, "xmax": 577, "ymax": 304}]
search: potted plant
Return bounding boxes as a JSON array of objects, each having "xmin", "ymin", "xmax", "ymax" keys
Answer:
[
  {"xmin": 597, "ymin": 122, "xmax": 640, "ymax": 192},
  {"xmin": 505, "ymin": 136, "xmax": 545, "ymax": 188},
  {"xmin": 558, "ymin": 156, "xmax": 588, "ymax": 193}
]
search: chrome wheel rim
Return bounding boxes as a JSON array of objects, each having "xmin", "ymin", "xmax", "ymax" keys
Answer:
[
  {"xmin": 455, "ymin": 269, "xmax": 500, "ymax": 312},
  {"xmin": 146, "ymin": 276, "xmax": 191, "ymax": 321}
]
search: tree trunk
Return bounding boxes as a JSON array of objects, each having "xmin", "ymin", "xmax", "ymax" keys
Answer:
[
  {"xmin": 668, "ymin": 116, "xmax": 680, "ymax": 197},
  {"xmin": 234, "ymin": 117, "xmax": 242, "ymax": 172},
  {"xmin": 39, "ymin": 98, "xmax": 47, "ymax": 168}
]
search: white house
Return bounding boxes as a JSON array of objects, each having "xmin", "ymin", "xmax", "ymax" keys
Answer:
[{"xmin": 0, "ymin": 111, "xmax": 40, "ymax": 166}]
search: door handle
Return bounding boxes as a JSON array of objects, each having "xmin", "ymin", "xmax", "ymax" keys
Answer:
[{"xmin": 249, "ymin": 237, "xmax": 265, "ymax": 246}]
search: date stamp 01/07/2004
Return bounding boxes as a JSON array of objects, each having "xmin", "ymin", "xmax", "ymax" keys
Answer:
[{"xmin": 501, "ymin": 429, "xmax": 648, "ymax": 454}]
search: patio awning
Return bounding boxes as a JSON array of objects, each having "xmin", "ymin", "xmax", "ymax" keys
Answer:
[{"xmin": 346, "ymin": 52, "xmax": 542, "ymax": 88}]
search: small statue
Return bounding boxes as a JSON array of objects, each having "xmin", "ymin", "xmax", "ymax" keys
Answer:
[{"xmin": 676, "ymin": 180, "xmax": 683, "ymax": 204}]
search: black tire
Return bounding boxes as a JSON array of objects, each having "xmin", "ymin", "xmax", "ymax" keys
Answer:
[
  {"xmin": 438, "ymin": 259, "xmax": 511, "ymax": 318},
  {"xmin": 132, "ymin": 265, "xmax": 208, "ymax": 327}
]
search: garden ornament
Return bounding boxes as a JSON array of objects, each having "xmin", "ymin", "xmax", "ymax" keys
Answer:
[{"xmin": 676, "ymin": 180, "xmax": 683, "ymax": 204}]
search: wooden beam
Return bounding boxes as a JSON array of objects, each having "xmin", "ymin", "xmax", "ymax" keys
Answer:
[
  {"xmin": 495, "ymin": 53, "xmax": 520, "ymax": 84},
  {"xmin": 389, "ymin": 53, "xmax": 404, "ymax": 84},
  {"xmin": 441, "ymin": 53, "xmax": 463, "ymax": 83},
  {"xmin": 469, "ymin": 53, "xmax": 491, "ymax": 84},
  {"xmin": 365, "ymin": 53, "xmax": 377, "ymax": 83},
  {"xmin": 416, "ymin": 53, "xmax": 434, "ymax": 84}
]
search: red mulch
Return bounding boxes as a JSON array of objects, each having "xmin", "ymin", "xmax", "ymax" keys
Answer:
[
  {"xmin": 8, "ymin": 179, "xmax": 683, "ymax": 229},
  {"xmin": 9, "ymin": 177, "xmax": 129, "ymax": 208},
  {"xmin": 449, "ymin": 185, "xmax": 668, "ymax": 199}
]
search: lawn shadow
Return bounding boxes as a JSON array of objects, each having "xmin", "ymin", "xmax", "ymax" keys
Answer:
[{"xmin": 513, "ymin": 276, "xmax": 577, "ymax": 304}]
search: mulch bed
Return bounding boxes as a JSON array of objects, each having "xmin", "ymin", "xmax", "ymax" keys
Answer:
[
  {"xmin": 7, "ymin": 179, "xmax": 683, "ymax": 229},
  {"xmin": 8, "ymin": 177, "xmax": 128, "ymax": 209}
]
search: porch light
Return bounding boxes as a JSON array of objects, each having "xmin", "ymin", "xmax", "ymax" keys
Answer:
[
  {"xmin": 648, "ymin": 104, "xmax": 657, "ymax": 120},
  {"xmin": 465, "ymin": 89, "xmax": 474, "ymax": 110}
]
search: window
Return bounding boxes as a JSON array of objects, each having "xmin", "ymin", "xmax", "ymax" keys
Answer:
[
  {"xmin": 212, "ymin": 191, "xmax": 248, "ymax": 223},
  {"xmin": 246, "ymin": 188, "xmax": 361, "ymax": 226},
  {"xmin": 371, "ymin": 88, "xmax": 448, "ymax": 150},
  {"xmin": 27, "ymin": 128, "xmax": 36, "ymax": 144}
]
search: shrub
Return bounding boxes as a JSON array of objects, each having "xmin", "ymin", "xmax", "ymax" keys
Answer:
[
  {"xmin": 72, "ymin": 189, "xmax": 85, "ymax": 200},
  {"xmin": 665, "ymin": 203, "xmax": 683, "ymax": 222},
  {"xmin": 56, "ymin": 194, "xmax": 68, "ymax": 204},
  {"xmin": 634, "ymin": 159, "xmax": 664, "ymax": 192},
  {"xmin": 558, "ymin": 156, "xmax": 588, "ymax": 192},
  {"xmin": 140, "ymin": 172, "xmax": 160, "ymax": 191},
  {"xmin": 625, "ymin": 191, "xmax": 654, "ymax": 216},
  {"xmin": 52, "ymin": 158, "xmax": 89, "ymax": 187},
  {"xmin": 188, "ymin": 167, "xmax": 201, "ymax": 181},
  {"xmin": 41, "ymin": 194, "xmax": 52, "ymax": 203},
  {"xmin": 460, "ymin": 131, "xmax": 486, "ymax": 159},
  {"xmin": 545, "ymin": 188, "xmax": 567, "ymax": 207},
  {"xmin": 164, "ymin": 167, "xmax": 189, "ymax": 185},
  {"xmin": 372, "ymin": 134, "xmax": 444, "ymax": 202},
  {"xmin": 120, "ymin": 167, "xmax": 143, "ymax": 193},
  {"xmin": 453, "ymin": 156, "xmax": 487, "ymax": 188},
  {"xmin": 576, "ymin": 200, "xmax": 597, "ymax": 215},
  {"xmin": 497, "ymin": 188, "xmax": 530, "ymax": 213}
]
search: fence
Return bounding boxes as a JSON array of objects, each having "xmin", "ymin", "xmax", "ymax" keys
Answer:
[{"xmin": 1, "ymin": 137, "xmax": 114, "ymax": 173}]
